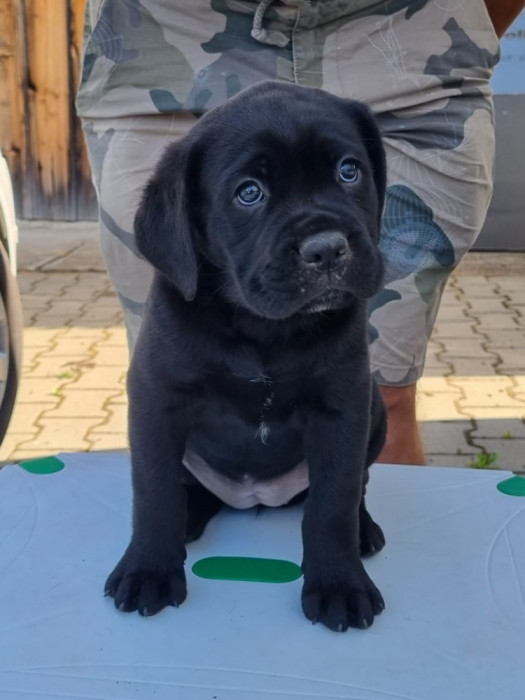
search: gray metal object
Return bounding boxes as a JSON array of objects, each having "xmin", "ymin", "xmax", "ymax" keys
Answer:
[
  {"xmin": 0, "ymin": 153, "xmax": 23, "ymax": 446},
  {"xmin": 475, "ymin": 10, "xmax": 525, "ymax": 251},
  {"xmin": 475, "ymin": 95, "xmax": 525, "ymax": 251}
]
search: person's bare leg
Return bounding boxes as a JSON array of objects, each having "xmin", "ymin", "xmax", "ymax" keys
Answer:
[{"xmin": 376, "ymin": 384, "xmax": 425, "ymax": 465}]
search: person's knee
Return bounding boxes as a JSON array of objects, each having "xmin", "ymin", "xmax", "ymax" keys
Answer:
[{"xmin": 377, "ymin": 383, "xmax": 417, "ymax": 415}]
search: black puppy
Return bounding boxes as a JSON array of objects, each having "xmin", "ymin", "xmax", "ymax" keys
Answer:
[{"xmin": 105, "ymin": 81, "xmax": 388, "ymax": 632}]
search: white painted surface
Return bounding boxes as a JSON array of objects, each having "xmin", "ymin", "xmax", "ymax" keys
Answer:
[{"xmin": 1, "ymin": 452, "xmax": 524, "ymax": 699}]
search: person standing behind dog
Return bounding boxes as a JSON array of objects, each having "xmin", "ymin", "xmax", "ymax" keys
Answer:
[{"xmin": 76, "ymin": 0, "xmax": 524, "ymax": 466}]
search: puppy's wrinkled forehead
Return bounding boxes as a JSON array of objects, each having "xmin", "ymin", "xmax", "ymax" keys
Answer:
[
  {"xmin": 195, "ymin": 82, "xmax": 371, "ymax": 179},
  {"xmin": 231, "ymin": 124, "xmax": 365, "ymax": 178}
]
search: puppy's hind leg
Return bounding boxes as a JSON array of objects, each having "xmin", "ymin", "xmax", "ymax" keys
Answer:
[
  {"xmin": 183, "ymin": 468, "xmax": 223, "ymax": 543},
  {"xmin": 366, "ymin": 381, "xmax": 387, "ymax": 467},
  {"xmin": 359, "ymin": 382, "xmax": 387, "ymax": 557},
  {"xmin": 359, "ymin": 464, "xmax": 385, "ymax": 557},
  {"xmin": 359, "ymin": 491, "xmax": 385, "ymax": 557}
]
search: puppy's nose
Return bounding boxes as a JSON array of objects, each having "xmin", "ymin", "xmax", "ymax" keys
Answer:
[{"xmin": 299, "ymin": 232, "xmax": 349, "ymax": 271}]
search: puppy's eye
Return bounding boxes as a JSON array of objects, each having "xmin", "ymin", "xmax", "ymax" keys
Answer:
[
  {"xmin": 339, "ymin": 159, "xmax": 359, "ymax": 183},
  {"xmin": 236, "ymin": 181, "xmax": 264, "ymax": 206}
]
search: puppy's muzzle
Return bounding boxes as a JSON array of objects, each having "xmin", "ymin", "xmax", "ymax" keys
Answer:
[{"xmin": 299, "ymin": 232, "xmax": 349, "ymax": 272}]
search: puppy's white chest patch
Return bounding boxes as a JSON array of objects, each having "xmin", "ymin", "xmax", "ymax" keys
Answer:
[
  {"xmin": 255, "ymin": 385, "xmax": 275, "ymax": 445},
  {"xmin": 256, "ymin": 421, "xmax": 271, "ymax": 445},
  {"xmin": 183, "ymin": 449, "xmax": 309, "ymax": 509}
]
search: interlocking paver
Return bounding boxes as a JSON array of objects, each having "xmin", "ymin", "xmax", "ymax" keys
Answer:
[
  {"xmin": 95, "ymin": 328, "xmax": 128, "ymax": 347},
  {"xmin": 430, "ymin": 305, "xmax": 469, "ymax": 322},
  {"xmin": 16, "ymin": 418, "xmax": 96, "ymax": 451},
  {"xmin": 468, "ymin": 438, "xmax": 525, "ymax": 473},
  {"xmin": 36, "ymin": 299, "xmax": 87, "ymax": 316},
  {"xmin": 43, "ymin": 390, "xmax": 122, "ymax": 418},
  {"xmin": 91, "ymin": 345, "xmax": 130, "ymax": 366},
  {"xmin": 426, "ymin": 453, "xmax": 482, "ymax": 468},
  {"xmin": 437, "ymin": 338, "xmax": 491, "ymax": 356},
  {"xmin": 59, "ymin": 285, "xmax": 106, "ymax": 301},
  {"xmin": 450, "ymin": 376, "xmax": 520, "ymax": 405},
  {"xmin": 7, "ymin": 403, "xmax": 56, "ymax": 434},
  {"xmin": 24, "ymin": 356, "xmax": 92, "ymax": 379},
  {"xmin": 15, "ymin": 377, "xmax": 65, "ymax": 404},
  {"xmin": 506, "ymin": 302, "xmax": 525, "ymax": 313},
  {"xmin": 452, "ymin": 276, "xmax": 499, "ymax": 296},
  {"xmin": 39, "ymin": 336, "xmax": 95, "ymax": 357},
  {"xmin": 416, "ymin": 381, "xmax": 465, "ymax": 421},
  {"xmin": 418, "ymin": 376, "xmax": 460, "ymax": 393},
  {"xmin": 77, "ymin": 307, "xmax": 123, "ymax": 324},
  {"xmin": 465, "ymin": 298, "xmax": 512, "ymax": 314},
  {"xmin": 470, "ymin": 418, "xmax": 525, "ymax": 439},
  {"xmin": 104, "ymin": 391, "xmax": 127, "ymax": 405},
  {"xmin": 457, "ymin": 406, "xmax": 525, "ymax": 420},
  {"xmin": 88, "ymin": 434, "xmax": 128, "ymax": 451},
  {"xmin": 0, "ymin": 433, "xmax": 34, "ymax": 460},
  {"xmin": 20, "ymin": 294, "xmax": 54, "ymax": 311},
  {"xmin": 432, "ymin": 320, "xmax": 478, "ymax": 338},
  {"xmin": 88, "ymin": 292, "xmax": 121, "ymax": 308},
  {"xmin": 441, "ymin": 357, "xmax": 497, "ymax": 376},
  {"xmin": 439, "ymin": 296, "xmax": 463, "ymax": 309},
  {"xmin": 88, "ymin": 402, "xmax": 127, "ymax": 434},
  {"xmin": 471, "ymin": 314, "xmax": 522, "ymax": 330},
  {"xmin": 489, "ymin": 277, "xmax": 525, "ymax": 295},
  {"xmin": 508, "ymin": 376, "xmax": 525, "ymax": 393},
  {"xmin": 419, "ymin": 351, "xmax": 453, "ymax": 378},
  {"xmin": 64, "ymin": 317, "xmax": 123, "ymax": 329},
  {"xmin": 7, "ymin": 448, "xmax": 56, "ymax": 460},
  {"xmin": 482, "ymin": 329, "xmax": 525, "ymax": 347},
  {"xmin": 17, "ymin": 271, "xmax": 43, "ymax": 294},
  {"xmin": 68, "ymin": 366, "xmax": 126, "ymax": 391},
  {"xmin": 64, "ymin": 274, "xmax": 109, "ymax": 290},
  {"xmin": 25, "ymin": 276, "xmax": 78, "ymax": 296},
  {"xmin": 420, "ymin": 419, "xmax": 475, "ymax": 455},
  {"xmin": 22, "ymin": 327, "xmax": 65, "ymax": 348}
]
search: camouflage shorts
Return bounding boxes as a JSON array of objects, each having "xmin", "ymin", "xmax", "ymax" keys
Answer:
[{"xmin": 77, "ymin": 0, "xmax": 500, "ymax": 385}]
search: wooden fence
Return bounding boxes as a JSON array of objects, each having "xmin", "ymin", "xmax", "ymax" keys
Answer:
[{"xmin": 0, "ymin": 0, "xmax": 97, "ymax": 220}]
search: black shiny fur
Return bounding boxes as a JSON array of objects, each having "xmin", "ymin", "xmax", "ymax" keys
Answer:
[{"xmin": 105, "ymin": 82, "xmax": 388, "ymax": 632}]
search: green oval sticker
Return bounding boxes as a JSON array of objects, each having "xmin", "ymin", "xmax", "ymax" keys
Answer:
[
  {"xmin": 497, "ymin": 475, "xmax": 525, "ymax": 497},
  {"xmin": 19, "ymin": 456, "xmax": 65, "ymax": 475},
  {"xmin": 192, "ymin": 556, "xmax": 302, "ymax": 583}
]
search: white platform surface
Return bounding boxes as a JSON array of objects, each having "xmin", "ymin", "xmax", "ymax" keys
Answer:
[{"xmin": 1, "ymin": 452, "xmax": 524, "ymax": 700}]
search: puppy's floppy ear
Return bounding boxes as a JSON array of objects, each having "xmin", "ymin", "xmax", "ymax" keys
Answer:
[
  {"xmin": 134, "ymin": 141, "xmax": 198, "ymax": 301},
  {"xmin": 351, "ymin": 102, "xmax": 387, "ymax": 224}
]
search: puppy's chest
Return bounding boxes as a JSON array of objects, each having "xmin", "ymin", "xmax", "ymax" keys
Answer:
[
  {"xmin": 248, "ymin": 374, "xmax": 289, "ymax": 443},
  {"xmin": 188, "ymin": 374, "xmax": 319, "ymax": 508},
  {"xmin": 206, "ymin": 371, "xmax": 307, "ymax": 433},
  {"xmin": 186, "ymin": 375, "xmax": 307, "ymax": 507}
]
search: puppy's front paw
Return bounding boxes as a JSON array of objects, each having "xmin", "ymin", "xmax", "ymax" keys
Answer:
[
  {"xmin": 302, "ymin": 562, "xmax": 384, "ymax": 632},
  {"xmin": 105, "ymin": 549, "xmax": 186, "ymax": 617}
]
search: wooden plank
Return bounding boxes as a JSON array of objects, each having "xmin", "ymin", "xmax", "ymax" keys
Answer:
[
  {"xmin": 69, "ymin": 0, "xmax": 98, "ymax": 220},
  {"xmin": 0, "ymin": 0, "xmax": 25, "ymax": 209},
  {"xmin": 0, "ymin": 0, "xmax": 97, "ymax": 220},
  {"xmin": 23, "ymin": 0, "xmax": 72, "ymax": 218}
]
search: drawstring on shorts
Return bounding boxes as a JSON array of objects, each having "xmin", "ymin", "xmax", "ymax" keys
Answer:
[{"xmin": 251, "ymin": 0, "xmax": 290, "ymax": 47}]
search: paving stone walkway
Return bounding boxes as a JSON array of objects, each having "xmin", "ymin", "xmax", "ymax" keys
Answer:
[{"xmin": 1, "ymin": 224, "xmax": 524, "ymax": 473}]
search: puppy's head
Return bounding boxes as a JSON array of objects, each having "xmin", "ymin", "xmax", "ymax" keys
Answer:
[{"xmin": 135, "ymin": 81, "xmax": 386, "ymax": 318}]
